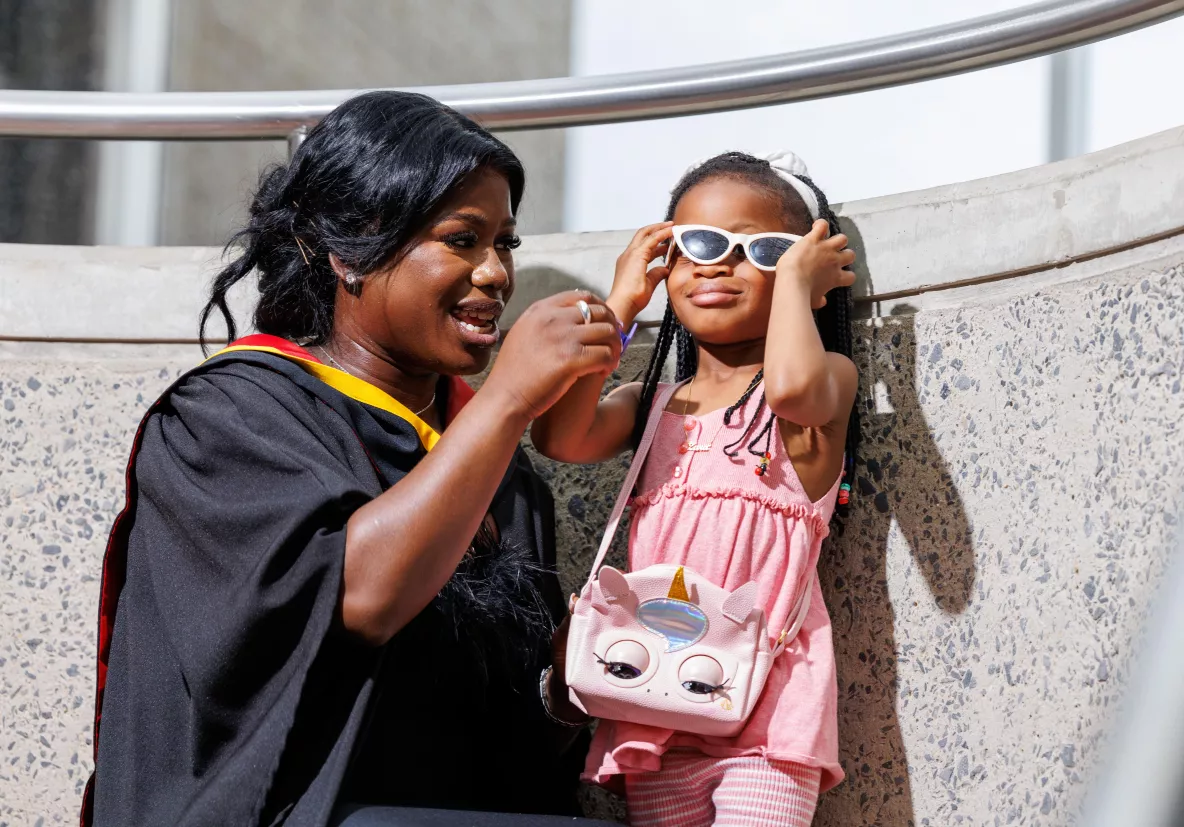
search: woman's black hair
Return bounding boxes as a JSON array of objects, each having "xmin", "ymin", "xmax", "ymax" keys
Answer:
[
  {"xmin": 633, "ymin": 151, "xmax": 859, "ymax": 515},
  {"xmin": 199, "ymin": 90, "xmax": 526, "ymax": 350}
]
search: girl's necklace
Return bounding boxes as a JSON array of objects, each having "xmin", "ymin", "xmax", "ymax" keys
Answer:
[
  {"xmin": 678, "ymin": 374, "xmax": 727, "ymax": 455},
  {"xmin": 316, "ymin": 346, "xmax": 437, "ymax": 418},
  {"xmin": 678, "ymin": 372, "xmax": 767, "ymax": 467}
]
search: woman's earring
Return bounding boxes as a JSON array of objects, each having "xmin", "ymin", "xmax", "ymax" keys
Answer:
[{"xmin": 343, "ymin": 271, "xmax": 363, "ymax": 297}]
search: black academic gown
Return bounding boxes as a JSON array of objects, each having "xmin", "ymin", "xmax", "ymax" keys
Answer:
[{"xmin": 82, "ymin": 338, "xmax": 584, "ymax": 827}]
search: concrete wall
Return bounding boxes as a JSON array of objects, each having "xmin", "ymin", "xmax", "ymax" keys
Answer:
[
  {"xmin": 163, "ymin": 0, "xmax": 571, "ymax": 245},
  {"xmin": 1, "ymin": 127, "xmax": 1182, "ymax": 825}
]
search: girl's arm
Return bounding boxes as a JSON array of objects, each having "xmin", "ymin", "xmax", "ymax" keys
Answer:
[
  {"xmin": 764, "ymin": 219, "xmax": 859, "ymax": 427},
  {"xmin": 532, "ymin": 222, "xmax": 673, "ymax": 463}
]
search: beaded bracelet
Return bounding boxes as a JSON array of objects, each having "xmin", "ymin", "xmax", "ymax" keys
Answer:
[{"xmin": 539, "ymin": 666, "xmax": 587, "ymax": 728}]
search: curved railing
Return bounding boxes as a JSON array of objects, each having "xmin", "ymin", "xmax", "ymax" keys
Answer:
[{"xmin": 0, "ymin": 0, "xmax": 1181, "ymax": 139}]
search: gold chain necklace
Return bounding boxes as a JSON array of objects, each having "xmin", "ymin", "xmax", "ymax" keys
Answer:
[{"xmin": 678, "ymin": 375, "xmax": 726, "ymax": 455}]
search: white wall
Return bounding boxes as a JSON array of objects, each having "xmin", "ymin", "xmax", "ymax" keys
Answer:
[{"xmin": 564, "ymin": 0, "xmax": 1184, "ymax": 232}]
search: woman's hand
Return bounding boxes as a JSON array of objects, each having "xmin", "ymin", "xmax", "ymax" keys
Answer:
[
  {"xmin": 546, "ymin": 615, "xmax": 590, "ymax": 727},
  {"xmin": 776, "ymin": 218, "xmax": 856, "ymax": 309},
  {"xmin": 606, "ymin": 221, "xmax": 674, "ymax": 327},
  {"xmin": 550, "ymin": 614, "xmax": 572, "ymax": 685},
  {"xmin": 530, "ymin": 226, "xmax": 673, "ymax": 465},
  {"xmin": 485, "ymin": 292, "xmax": 622, "ymax": 422}
]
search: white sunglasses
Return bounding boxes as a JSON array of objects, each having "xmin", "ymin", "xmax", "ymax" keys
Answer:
[{"xmin": 667, "ymin": 224, "xmax": 803, "ymax": 272}]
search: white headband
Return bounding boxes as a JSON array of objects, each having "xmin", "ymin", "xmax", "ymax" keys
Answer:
[{"xmin": 684, "ymin": 150, "xmax": 821, "ymax": 221}]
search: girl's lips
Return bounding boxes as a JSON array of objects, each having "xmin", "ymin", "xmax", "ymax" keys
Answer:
[{"xmin": 686, "ymin": 288, "xmax": 742, "ymax": 308}]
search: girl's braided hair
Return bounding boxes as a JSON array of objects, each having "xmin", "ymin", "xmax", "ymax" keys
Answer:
[{"xmin": 632, "ymin": 151, "xmax": 859, "ymax": 517}]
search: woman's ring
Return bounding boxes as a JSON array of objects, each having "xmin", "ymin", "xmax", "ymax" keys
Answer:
[{"xmin": 576, "ymin": 299, "xmax": 592, "ymax": 325}]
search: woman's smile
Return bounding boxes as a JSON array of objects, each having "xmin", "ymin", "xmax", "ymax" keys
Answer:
[{"xmin": 450, "ymin": 297, "xmax": 504, "ymax": 346}]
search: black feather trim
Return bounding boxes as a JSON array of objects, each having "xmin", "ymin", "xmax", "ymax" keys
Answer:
[{"xmin": 428, "ymin": 537, "xmax": 555, "ymax": 690}]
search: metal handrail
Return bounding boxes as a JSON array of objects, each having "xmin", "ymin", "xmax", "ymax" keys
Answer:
[{"xmin": 1, "ymin": 0, "xmax": 1182, "ymax": 140}]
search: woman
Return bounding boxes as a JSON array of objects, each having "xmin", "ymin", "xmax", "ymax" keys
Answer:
[{"xmin": 82, "ymin": 92, "xmax": 622, "ymax": 826}]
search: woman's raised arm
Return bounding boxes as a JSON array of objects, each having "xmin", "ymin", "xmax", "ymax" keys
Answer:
[{"xmin": 342, "ymin": 292, "xmax": 621, "ymax": 645}]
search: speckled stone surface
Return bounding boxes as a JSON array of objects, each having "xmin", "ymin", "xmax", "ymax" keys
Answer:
[
  {"xmin": 2, "ymin": 261, "xmax": 1182, "ymax": 825},
  {"xmin": 815, "ymin": 264, "xmax": 1182, "ymax": 827},
  {"xmin": 0, "ymin": 362, "xmax": 191, "ymax": 826}
]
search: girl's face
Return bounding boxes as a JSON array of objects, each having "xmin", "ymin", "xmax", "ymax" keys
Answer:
[
  {"xmin": 667, "ymin": 176, "xmax": 804, "ymax": 347},
  {"xmin": 350, "ymin": 168, "xmax": 520, "ymax": 376}
]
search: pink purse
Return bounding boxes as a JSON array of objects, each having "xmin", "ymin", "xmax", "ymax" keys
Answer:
[{"xmin": 564, "ymin": 382, "xmax": 811, "ymax": 737}]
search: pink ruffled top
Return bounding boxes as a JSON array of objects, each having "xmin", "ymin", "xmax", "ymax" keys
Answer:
[{"xmin": 584, "ymin": 384, "xmax": 843, "ymax": 792}]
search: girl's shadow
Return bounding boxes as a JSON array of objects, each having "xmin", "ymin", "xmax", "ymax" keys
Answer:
[{"xmin": 815, "ymin": 225, "xmax": 977, "ymax": 824}]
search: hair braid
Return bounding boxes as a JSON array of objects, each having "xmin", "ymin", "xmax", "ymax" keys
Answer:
[
  {"xmin": 675, "ymin": 326, "xmax": 698, "ymax": 381},
  {"xmin": 631, "ymin": 302, "xmax": 679, "ymax": 448},
  {"xmin": 797, "ymin": 175, "xmax": 860, "ymax": 515},
  {"xmin": 721, "ymin": 374, "xmax": 766, "ymax": 456}
]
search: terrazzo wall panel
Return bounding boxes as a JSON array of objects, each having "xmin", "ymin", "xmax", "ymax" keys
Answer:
[
  {"xmin": 812, "ymin": 259, "xmax": 1181, "ymax": 827},
  {"xmin": 2, "ymin": 255, "xmax": 1182, "ymax": 825},
  {"xmin": 0, "ymin": 360, "xmax": 191, "ymax": 825}
]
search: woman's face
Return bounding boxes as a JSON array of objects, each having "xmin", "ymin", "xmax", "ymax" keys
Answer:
[
  {"xmin": 667, "ymin": 177, "xmax": 801, "ymax": 347},
  {"xmin": 352, "ymin": 168, "xmax": 519, "ymax": 376}
]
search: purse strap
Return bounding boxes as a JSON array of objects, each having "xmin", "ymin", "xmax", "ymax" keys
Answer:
[
  {"xmin": 583, "ymin": 379, "xmax": 813, "ymax": 656},
  {"xmin": 583, "ymin": 380, "xmax": 685, "ymax": 589}
]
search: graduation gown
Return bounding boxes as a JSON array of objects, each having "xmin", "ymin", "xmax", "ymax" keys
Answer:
[{"xmin": 81, "ymin": 335, "xmax": 583, "ymax": 827}]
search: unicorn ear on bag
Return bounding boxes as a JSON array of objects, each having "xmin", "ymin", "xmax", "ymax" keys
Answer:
[
  {"xmin": 722, "ymin": 581, "xmax": 760, "ymax": 625},
  {"xmin": 597, "ymin": 567, "xmax": 632, "ymax": 602}
]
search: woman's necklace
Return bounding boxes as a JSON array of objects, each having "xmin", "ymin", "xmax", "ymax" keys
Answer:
[{"xmin": 316, "ymin": 346, "xmax": 437, "ymax": 418}]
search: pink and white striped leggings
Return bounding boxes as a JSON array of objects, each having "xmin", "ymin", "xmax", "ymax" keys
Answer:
[{"xmin": 624, "ymin": 751, "xmax": 820, "ymax": 827}]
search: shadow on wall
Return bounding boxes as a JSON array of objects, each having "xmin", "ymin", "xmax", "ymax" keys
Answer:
[
  {"xmin": 815, "ymin": 235, "xmax": 977, "ymax": 823},
  {"xmin": 817, "ymin": 304, "xmax": 978, "ymax": 826}
]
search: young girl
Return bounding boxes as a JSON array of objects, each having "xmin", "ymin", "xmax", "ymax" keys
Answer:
[{"xmin": 533, "ymin": 151, "xmax": 859, "ymax": 826}]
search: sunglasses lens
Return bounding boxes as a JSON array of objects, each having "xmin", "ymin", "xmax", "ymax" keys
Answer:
[
  {"xmin": 680, "ymin": 229, "xmax": 731, "ymax": 263},
  {"xmin": 749, "ymin": 236, "xmax": 793, "ymax": 269}
]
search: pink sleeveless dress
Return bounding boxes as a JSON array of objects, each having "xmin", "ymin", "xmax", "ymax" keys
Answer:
[{"xmin": 584, "ymin": 384, "xmax": 844, "ymax": 792}]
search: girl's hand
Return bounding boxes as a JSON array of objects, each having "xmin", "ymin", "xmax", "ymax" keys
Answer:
[
  {"xmin": 777, "ymin": 218, "xmax": 856, "ymax": 309},
  {"xmin": 606, "ymin": 221, "xmax": 674, "ymax": 326},
  {"xmin": 485, "ymin": 292, "xmax": 622, "ymax": 422}
]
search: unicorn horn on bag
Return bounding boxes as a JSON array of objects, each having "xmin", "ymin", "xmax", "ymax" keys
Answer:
[{"xmin": 668, "ymin": 566, "xmax": 690, "ymax": 602}]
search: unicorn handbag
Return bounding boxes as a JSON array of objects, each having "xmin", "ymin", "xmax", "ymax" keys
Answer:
[{"xmin": 564, "ymin": 383, "xmax": 812, "ymax": 737}]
